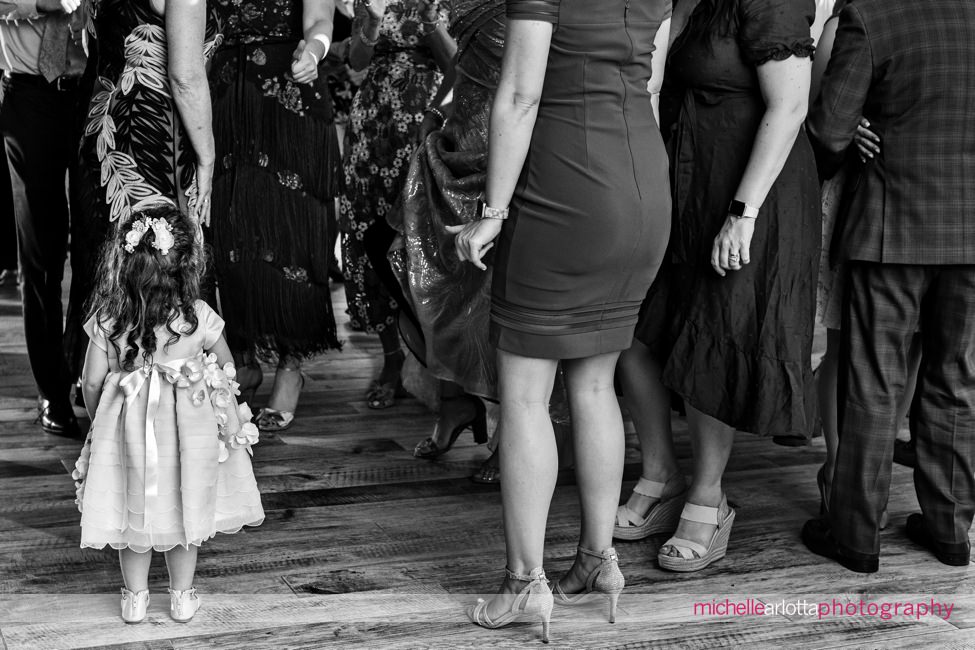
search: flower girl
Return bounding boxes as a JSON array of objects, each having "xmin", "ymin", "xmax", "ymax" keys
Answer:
[{"xmin": 73, "ymin": 205, "xmax": 264, "ymax": 623}]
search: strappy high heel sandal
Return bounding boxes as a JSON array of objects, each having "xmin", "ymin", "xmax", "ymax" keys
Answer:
[
  {"xmin": 658, "ymin": 495, "xmax": 735, "ymax": 572},
  {"xmin": 366, "ymin": 349, "xmax": 409, "ymax": 409},
  {"xmin": 256, "ymin": 367, "xmax": 305, "ymax": 432},
  {"xmin": 614, "ymin": 473, "xmax": 687, "ymax": 541},
  {"xmin": 414, "ymin": 395, "xmax": 488, "ymax": 459},
  {"xmin": 468, "ymin": 567, "xmax": 553, "ymax": 644},
  {"xmin": 553, "ymin": 547, "xmax": 625, "ymax": 623}
]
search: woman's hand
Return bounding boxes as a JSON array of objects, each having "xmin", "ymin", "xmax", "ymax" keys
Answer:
[
  {"xmin": 290, "ymin": 39, "xmax": 323, "ymax": 84},
  {"xmin": 855, "ymin": 117, "xmax": 880, "ymax": 162},
  {"xmin": 363, "ymin": 0, "xmax": 387, "ymax": 22},
  {"xmin": 414, "ymin": 0, "xmax": 439, "ymax": 23},
  {"xmin": 418, "ymin": 109, "xmax": 445, "ymax": 140},
  {"xmin": 60, "ymin": 0, "xmax": 82, "ymax": 12},
  {"xmin": 195, "ymin": 161, "xmax": 214, "ymax": 227},
  {"xmin": 445, "ymin": 218, "xmax": 503, "ymax": 271},
  {"xmin": 711, "ymin": 215, "xmax": 755, "ymax": 277}
]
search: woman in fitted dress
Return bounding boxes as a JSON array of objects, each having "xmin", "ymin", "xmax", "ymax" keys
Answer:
[{"xmin": 452, "ymin": 0, "xmax": 673, "ymax": 640}]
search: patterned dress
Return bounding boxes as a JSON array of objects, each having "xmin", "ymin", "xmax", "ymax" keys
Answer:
[
  {"xmin": 208, "ymin": 0, "xmax": 342, "ymax": 358},
  {"xmin": 388, "ymin": 0, "xmax": 504, "ymax": 398},
  {"xmin": 340, "ymin": 0, "xmax": 448, "ymax": 332},
  {"xmin": 78, "ymin": 0, "xmax": 222, "ymax": 224}
]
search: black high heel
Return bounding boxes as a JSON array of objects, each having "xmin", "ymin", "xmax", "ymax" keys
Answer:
[{"xmin": 413, "ymin": 395, "xmax": 487, "ymax": 459}]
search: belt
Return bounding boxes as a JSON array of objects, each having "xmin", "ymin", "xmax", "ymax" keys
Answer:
[{"xmin": 6, "ymin": 72, "xmax": 83, "ymax": 92}]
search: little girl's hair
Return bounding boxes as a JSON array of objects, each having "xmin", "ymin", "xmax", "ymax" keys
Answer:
[{"xmin": 88, "ymin": 204, "xmax": 205, "ymax": 371}]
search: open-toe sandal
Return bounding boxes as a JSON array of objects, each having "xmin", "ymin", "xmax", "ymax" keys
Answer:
[
  {"xmin": 255, "ymin": 408, "xmax": 294, "ymax": 432},
  {"xmin": 614, "ymin": 474, "xmax": 687, "ymax": 541},
  {"xmin": 658, "ymin": 495, "xmax": 735, "ymax": 573}
]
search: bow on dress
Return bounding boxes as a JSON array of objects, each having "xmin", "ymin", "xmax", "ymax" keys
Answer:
[{"xmin": 118, "ymin": 355, "xmax": 210, "ymax": 528}]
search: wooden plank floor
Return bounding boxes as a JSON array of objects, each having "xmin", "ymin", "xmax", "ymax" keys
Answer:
[{"xmin": 1, "ymin": 277, "xmax": 974, "ymax": 649}]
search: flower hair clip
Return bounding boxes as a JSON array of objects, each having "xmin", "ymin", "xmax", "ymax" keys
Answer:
[{"xmin": 123, "ymin": 216, "xmax": 175, "ymax": 255}]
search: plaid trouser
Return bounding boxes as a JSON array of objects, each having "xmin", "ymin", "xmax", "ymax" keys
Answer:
[{"xmin": 831, "ymin": 262, "xmax": 975, "ymax": 555}]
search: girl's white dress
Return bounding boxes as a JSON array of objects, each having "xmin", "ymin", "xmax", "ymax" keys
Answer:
[{"xmin": 75, "ymin": 300, "xmax": 265, "ymax": 552}]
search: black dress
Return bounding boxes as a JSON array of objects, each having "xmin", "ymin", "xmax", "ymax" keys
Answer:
[
  {"xmin": 491, "ymin": 0, "xmax": 673, "ymax": 360},
  {"xmin": 636, "ymin": 0, "xmax": 820, "ymax": 440},
  {"xmin": 208, "ymin": 0, "xmax": 342, "ymax": 358}
]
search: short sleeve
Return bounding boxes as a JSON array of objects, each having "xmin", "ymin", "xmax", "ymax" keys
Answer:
[
  {"xmin": 83, "ymin": 315, "xmax": 109, "ymax": 352},
  {"xmin": 506, "ymin": 0, "xmax": 559, "ymax": 23},
  {"xmin": 196, "ymin": 300, "xmax": 225, "ymax": 350},
  {"xmin": 739, "ymin": 0, "xmax": 816, "ymax": 66}
]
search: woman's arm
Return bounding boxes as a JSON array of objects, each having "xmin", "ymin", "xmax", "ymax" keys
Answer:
[
  {"xmin": 417, "ymin": 0, "xmax": 456, "ymax": 74},
  {"xmin": 810, "ymin": 14, "xmax": 838, "ymax": 101},
  {"xmin": 166, "ymin": 0, "xmax": 214, "ymax": 225},
  {"xmin": 349, "ymin": 0, "xmax": 385, "ymax": 71},
  {"xmin": 291, "ymin": 0, "xmax": 336, "ymax": 84},
  {"xmin": 649, "ymin": 17, "xmax": 670, "ymax": 127},
  {"xmin": 81, "ymin": 341, "xmax": 109, "ymax": 421},
  {"xmin": 711, "ymin": 54, "xmax": 810, "ymax": 276},
  {"xmin": 448, "ymin": 17, "xmax": 553, "ymax": 270}
]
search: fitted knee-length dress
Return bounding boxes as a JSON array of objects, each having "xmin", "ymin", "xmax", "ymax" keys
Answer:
[{"xmin": 490, "ymin": 0, "xmax": 672, "ymax": 360}]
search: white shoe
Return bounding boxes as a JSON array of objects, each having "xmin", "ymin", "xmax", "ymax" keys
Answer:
[
  {"xmin": 120, "ymin": 587, "xmax": 150, "ymax": 623},
  {"xmin": 168, "ymin": 587, "xmax": 201, "ymax": 622}
]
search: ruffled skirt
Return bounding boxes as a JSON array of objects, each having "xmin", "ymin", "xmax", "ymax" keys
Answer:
[{"xmin": 76, "ymin": 373, "xmax": 264, "ymax": 553}]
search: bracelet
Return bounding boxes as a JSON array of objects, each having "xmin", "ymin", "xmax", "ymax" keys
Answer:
[
  {"xmin": 359, "ymin": 25, "xmax": 380, "ymax": 47},
  {"xmin": 309, "ymin": 33, "xmax": 331, "ymax": 63},
  {"xmin": 477, "ymin": 197, "xmax": 509, "ymax": 221},
  {"xmin": 425, "ymin": 106, "xmax": 445, "ymax": 124},
  {"xmin": 420, "ymin": 17, "xmax": 439, "ymax": 36}
]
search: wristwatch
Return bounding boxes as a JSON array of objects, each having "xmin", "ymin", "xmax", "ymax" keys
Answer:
[
  {"xmin": 728, "ymin": 199, "xmax": 759, "ymax": 219},
  {"xmin": 477, "ymin": 197, "xmax": 509, "ymax": 221}
]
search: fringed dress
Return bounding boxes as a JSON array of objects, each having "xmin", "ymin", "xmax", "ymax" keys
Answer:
[
  {"xmin": 75, "ymin": 301, "xmax": 264, "ymax": 552},
  {"xmin": 208, "ymin": 0, "xmax": 342, "ymax": 358}
]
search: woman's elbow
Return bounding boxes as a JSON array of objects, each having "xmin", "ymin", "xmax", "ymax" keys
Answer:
[
  {"xmin": 169, "ymin": 67, "xmax": 206, "ymax": 95},
  {"xmin": 769, "ymin": 97, "xmax": 808, "ymax": 130},
  {"xmin": 510, "ymin": 91, "xmax": 541, "ymax": 117}
]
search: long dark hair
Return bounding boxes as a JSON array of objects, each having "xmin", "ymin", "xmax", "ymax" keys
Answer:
[
  {"xmin": 88, "ymin": 204, "xmax": 204, "ymax": 371},
  {"xmin": 684, "ymin": 0, "xmax": 742, "ymax": 42}
]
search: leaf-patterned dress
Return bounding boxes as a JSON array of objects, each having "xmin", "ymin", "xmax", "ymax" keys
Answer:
[
  {"xmin": 340, "ymin": 0, "xmax": 448, "ymax": 332},
  {"xmin": 77, "ymin": 0, "xmax": 223, "ymax": 226}
]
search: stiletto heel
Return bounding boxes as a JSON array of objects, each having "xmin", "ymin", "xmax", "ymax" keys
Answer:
[
  {"xmin": 414, "ymin": 395, "xmax": 488, "ymax": 458},
  {"xmin": 468, "ymin": 567, "xmax": 554, "ymax": 643},
  {"xmin": 608, "ymin": 590, "xmax": 620, "ymax": 624},
  {"xmin": 553, "ymin": 546, "xmax": 625, "ymax": 623}
]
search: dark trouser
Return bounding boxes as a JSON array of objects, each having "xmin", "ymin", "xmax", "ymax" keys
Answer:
[
  {"xmin": 832, "ymin": 262, "xmax": 975, "ymax": 555},
  {"xmin": 0, "ymin": 74, "xmax": 87, "ymax": 408},
  {"xmin": 0, "ymin": 150, "xmax": 15, "ymax": 271}
]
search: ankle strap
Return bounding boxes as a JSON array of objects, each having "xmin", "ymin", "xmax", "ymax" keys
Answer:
[
  {"xmin": 578, "ymin": 546, "xmax": 619, "ymax": 563},
  {"xmin": 632, "ymin": 472, "xmax": 685, "ymax": 498},
  {"xmin": 505, "ymin": 566, "xmax": 547, "ymax": 583}
]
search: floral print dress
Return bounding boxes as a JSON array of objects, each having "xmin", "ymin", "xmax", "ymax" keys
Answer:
[
  {"xmin": 340, "ymin": 0, "xmax": 448, "ymax": 332},
  {"xmin": 208, "ymin": 0, "xmax": 342, "ymax": 359}
]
